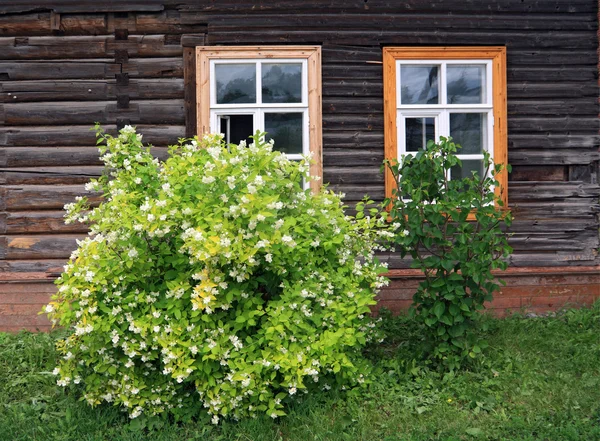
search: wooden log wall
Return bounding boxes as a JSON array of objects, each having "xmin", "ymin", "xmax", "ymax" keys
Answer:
[{"xmin": 0, "ymin": 1, "xmax": 598, "ymax": 294}]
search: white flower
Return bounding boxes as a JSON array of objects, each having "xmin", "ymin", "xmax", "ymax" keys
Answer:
[
  {"xmin": 202, "ymin": 176, "xmax": 215, "ymax": 184},
  {"xmin": 128, "ymin": 249, "xmax": 138, "ymax": 258},
  {"xmin": 289, "ymin": 387, "xmax": 297, "ymax": 395},
  {"xmin": 45, "ymin": 304, "xmax": 54, "ymax": 313}
]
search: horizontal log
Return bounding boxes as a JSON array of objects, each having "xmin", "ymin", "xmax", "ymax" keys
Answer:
[
  {"xmin": 0, "ymin": 259, "xmax": 67, "ymax": 273},
  {"xmin": 1, "ymin": 185, "xmax": 102, "ymax": 210},
  {"xmin": 323, "ymin": 97, "xmax": 382, "ymax": 114},
  {"xmin": 0, "ymin": 79, "xmax": 184, "ymax": 103},
  {"xmin": 324, "ymin": 166, "xmax": 384, "ymax": 185},
  {"xmin": 322, "ymin": 79, "xmax": 383, "ymax": 98},
  {"xmin": 0, "ymin": 146, "xmax": 169, "ymax": 167},
  {"xmin": 505, "ymin": 218, "xmax": 598, "ymax": 233},
  {"xmin": 0, "ymin": 166, "xmax": 103, "ymax": 185},
  {"xmin": 323, "ymin": 149, "xmax": 384, "ymax": 167},
  {"xmin": 322, "ymin": 114, "xmax": 383, "ymax": 131},
  {"xmin": 509, "ymin": 165, "xmax": 566, "ymax": 182},
  {"xmin": 0, "ymin": 35, "xmax": 183, "ymax": 59},
  {"xmin": 0, "ymin": 234, "xmax": 83, "ymax": 260},
  {"xmin": 508, "ymin": 99, "xmax": 597, "ymax": 116},
  {"xmin": 507, "ymin": 67, "xmax": 597, "ymax": 83},
  {"xmin": 508, "ymin": 117, "xmax": 598, "ymax": 133},
  {"xmin": 323, "ymin": 132, "xmax": 384, "ymax": 149},
  {"xmin": 510, "ymin": 201, "xmax": 599, "ymax": 219},
  {"xmin": 0, "ymin": 211, "xmax": 88, "ymax": 234},
  {"xmin": 199, "ymin": 12, "xmax": 596, "ymax": 31},
  {"xmin": 135, "ymin": 11, "xmax": 207, "ymax": 34},
  {"xmin": 330, "ymin": 184, "xmax": 385, "ymax": 201},
  {"xmin": 508, "ymin": 232, "xmax": 595, "ymax": 252},
  {"xmin": 507, "ymin": 82, "xmax": 598, "ymax": 99},
  {"xmin": 509, "ymin": 135, "xmax": 598, "ymax": 149},
  {"xmin": 0, "ymin": 1, "xmax": 165, "ymax": 14},
  {"xmin": 508, "ymin": 49, "xmax": 598, "ymax": 66},
  {"xmin": 0, "ymin": 58, "xmax": 183, "ymax": 80},
  {"xmin": 509, "ymin": 149, "xmax": 600, "ymax": 166},
  {"xmin": 508, "ymin": 182, "xmax": 600, "ymax": 200},
  {"xmin": 0, "ymin": 12, "xmax": 107, "ymax": 36},
  {"xmin": 181, "ymin": 1, "xmax": 597, "ymax": 15},
  {"xmin": 3, "ymin": 100, "xmax": 185, "ymax": 125},
  {"xmin": 208, "ymin": 29, "xmax": 593, "ymax": 49},
  {"xmin": 0, "ymin": 125, "xmax": 186, "ymax": 146}
]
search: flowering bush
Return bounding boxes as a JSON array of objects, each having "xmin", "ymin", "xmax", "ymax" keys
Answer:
[{"xmin": 46, "ymin": 126, "xmax": 388, "ymax": 423}]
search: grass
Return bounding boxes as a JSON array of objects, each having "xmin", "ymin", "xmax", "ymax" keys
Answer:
[{"xmin": 1, "ymin": 302, "xmax": 599, "ymax": 441}]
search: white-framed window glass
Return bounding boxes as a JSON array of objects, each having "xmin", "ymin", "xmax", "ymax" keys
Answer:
[
  {"xmin": 197, "ymin": 47, "xmax": 322, "ymax": 192},
  {"xmin": 396, "ymin": 60, "xmax": 493, "ymax": 182},
  {"xmin": 383, "ymin": 47, "xmax": 508, "ymax": 208}
]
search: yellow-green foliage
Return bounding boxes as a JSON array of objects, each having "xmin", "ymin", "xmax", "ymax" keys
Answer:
[{"xmin": 46, "ymin": 126, "xmax": 388, "ymax": 423}]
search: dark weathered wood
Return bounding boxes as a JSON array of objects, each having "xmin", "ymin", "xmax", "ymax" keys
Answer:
[
  {"xmin": 2, "ymin": 100, "xmax": 184, "ymax": 125},
  {"xmin": 322, "ymin": 114, "xmax": 384, "ymax": 131},
  {"xmin": 1, "ymin": 185, "xmax": 102, "ymax": 211},
  {"xmin": 208, "ymin": 29, "xmax": 592, "ymax": 49},
  {"xmin": 0, "ymin": 146, "xmax": 168, "ymax": 167},
  {"xmin": 0, "ymin": 79, "xmax": 184, "ymax": 103},
  {"xmin": 0, "ymin": 58, "xmax": 183, "ymax": 80},
  {"xmin": 508, "ymin": 182, "xmax": 600, "ymax": 201},
  {"xmin": 0, "ymin": 125, "xmax": 186, "ymax": 146},
  {"xmin": 509, "ymin": 149, "xmax": 600, "ymax": 165},
  {"xmin": 183, "ymin": 46, "xmax": 197, "ymax": 137},
  {"xmin": 180, "ymin": 0, "xmax": 597, "ymax": 14},
  {"xmin": 509, "ymin": 135, "xmax": 599, "ymax": 149},
  {"xmin": 323, "ymin": 149, "xmax": 383, "ymax": 167},
  {"xmin": 0, "ymin": 235, "xmax": 83, "ymax": 260},
  {"xmin": 0, "ymin": 211, "xmax": 88, "ymax": 234},
  {"xmin": 135, "ymin": 11, "xmax": 206, "ymax": 34},
  {"xmin": 0, "ymin": 166, "xmax": 104, "ymax": 185},
  {"xmin": 0, "ymin": 35, "xmax": 184, "ymax": 60},
  {"xmin": 199, "ymin": 13, "xmax": 597, "ymax": 32},
  {"xmin": 508, "ymin": 117, "xmax": 598, "ymax": 134},
  {"xmin": 0, "ymin": 259, "xmax": 67, "ymax": 273},
  {"xmin": 0, "ymin": 1, "xmax": 598, "ymax": 275},
  {"xmin": 508, "ymin": 99, "xmax": 598, "ymax": 116},
  {"xmin": 509, "ymin": 165, "xmax": 567, "ymax": 182},
  {"xmin": 323, "ymin": 132, "xmax": 384, "ymax": 149},
  {"xmin": 508, "ymin": 83, "xmax": 599, "ymax": 99}
]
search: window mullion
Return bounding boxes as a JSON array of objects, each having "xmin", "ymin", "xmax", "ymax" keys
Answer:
[{"xmin": 440, "ymin": 61, "xmax": 447, "ymax": 106}]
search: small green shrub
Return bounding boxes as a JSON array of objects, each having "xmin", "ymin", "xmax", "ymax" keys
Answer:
[
  {"xmin": 46, "ymin": 126, "xmax": 388, "ymax": 423},
  {"xmin": 384, "ymin": 137, "xmax": 512, "ymax": 369}
]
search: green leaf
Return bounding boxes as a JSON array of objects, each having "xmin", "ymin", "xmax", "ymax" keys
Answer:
[{"xmin": 433, "ymin": 302, "xmax": 445, "ymax": 319}]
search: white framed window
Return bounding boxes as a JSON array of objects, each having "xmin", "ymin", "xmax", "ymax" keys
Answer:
[
  {"xmin": 383, "ymin": 47, "xmax": 508, "ymax": 207},
  {"xmin": 396, "ymin": 60, "xmax": 494, "ymax": 182},
  {"xmin": 197, "ymin": 46, "xmax": 322, "ymax": 192}
]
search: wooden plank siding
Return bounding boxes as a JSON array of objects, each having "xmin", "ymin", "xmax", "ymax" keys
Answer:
[{"xmin": 0, "ymin": 0, "xmax": 598, "ymax": 288}]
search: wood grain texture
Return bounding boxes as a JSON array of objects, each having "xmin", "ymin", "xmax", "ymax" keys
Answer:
[{"xmin": 0, "ymin": 3, "xmax": 597, "ymax": 277}]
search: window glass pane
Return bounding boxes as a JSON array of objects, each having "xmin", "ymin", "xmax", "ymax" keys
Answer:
[
  {"xmin": 451, "ymin": 160, "xmax": 484, "ymax": 181},
  {"xmin": 262, "ymin": 63, "xmax": 302, "ymax": 103},
  {"xmin": 265, "ymin": 113, "xmax": 303, "ymax": 154},
  {"xmin": 219, "ymin": 114, "xmax": 254, "ymax": 145},
  {"xmin": 405, "ymin": 117, "xmax": 436, "ymax": 152},
  {"xmin": 215, "ymin": 63, "xmax": 256, "ymax": 104},
  {"xmin": 447, "ymin": 65, "xmax": 485, "ymax": 104},
  {"xmin": 400, "ymin": 65, "xmax": 439, "ymax": 104},
  {"xmin": 449, "ymin": 113, "xmax": 486, "ymax": 155}
]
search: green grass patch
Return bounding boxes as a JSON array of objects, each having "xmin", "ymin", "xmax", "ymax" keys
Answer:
[{"xmin": 1, "ymin": 302, "xmax": 599, "ymax": 441}]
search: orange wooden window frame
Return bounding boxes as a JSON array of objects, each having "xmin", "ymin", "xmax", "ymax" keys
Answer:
[
  {"xmin": 196, "ymin": 46, "xmax": 323, "ymax": 193},
  {"xmin": 383, "ymin": 47, "xmax": 508, "ymax": 211}
]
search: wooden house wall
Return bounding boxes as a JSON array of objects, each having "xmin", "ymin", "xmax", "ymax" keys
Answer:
[{"xmin": 0, "ymin": 0, "xmax": 598, "ymax": 282}]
